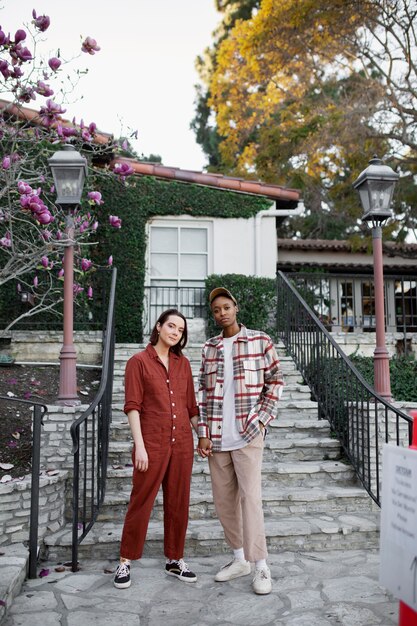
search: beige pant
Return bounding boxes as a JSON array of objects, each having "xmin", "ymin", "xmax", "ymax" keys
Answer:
[{"xmin": 208, "ymin": 433, "xmax": 267, "ymax": 562}]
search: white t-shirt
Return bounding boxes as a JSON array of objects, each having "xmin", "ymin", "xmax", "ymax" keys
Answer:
[{"xmin": 221, "ymin": 333, "xmax": 246, "ymax": 451}]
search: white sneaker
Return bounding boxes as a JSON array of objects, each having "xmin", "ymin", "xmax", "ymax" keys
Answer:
[
  {"xmin": 214, "ymin": 559, "xmax": 251, "ymax": 582},
  {"xmin": 252, "ymin": 566, "xmax": 272, "ymax": 595}
]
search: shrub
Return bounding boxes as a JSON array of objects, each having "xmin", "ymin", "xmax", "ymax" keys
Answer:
[{"xmin": 204, "ymin": 273, "xmax": 277, "ymax": 340}]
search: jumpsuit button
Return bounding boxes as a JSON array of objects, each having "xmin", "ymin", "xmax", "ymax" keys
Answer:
[
  {"xmin": 170, "ymin": 390, "xmax": 173, "ymax": 394},
  {"xmin": 173, "ymin": 426, "xmax": 176, "ymax": 430},
  {"xmin": 173, "ymin": 415, "xmax": 176, "ymax": 418},
  {"xmin": 172, "ymin": 438, "xmax": 176, "ymax": 442},
  {"xmin": 172, "ymin": 403, "xmax": 175, "ymax": 407},
  {"xmin": 166, "ymin": 379, "xmax": 169, "ymax": 383}
]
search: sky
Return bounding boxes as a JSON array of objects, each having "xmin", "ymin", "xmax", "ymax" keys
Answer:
[{"xmin": 1, "ymin": 0, "xmax": 221, "ymax": 171}]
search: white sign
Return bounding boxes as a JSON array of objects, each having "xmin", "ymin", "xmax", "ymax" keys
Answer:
[{"xmin": 380, "ymin": 444, "xmax": 417, "ymax": 610}]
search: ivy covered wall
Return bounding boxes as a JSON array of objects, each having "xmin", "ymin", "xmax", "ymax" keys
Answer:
[{"xmin": 96, "ymin": 174, "xmax": 272, "ymax": 341}]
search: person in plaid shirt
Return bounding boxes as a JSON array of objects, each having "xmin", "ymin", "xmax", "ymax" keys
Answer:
[{"xmin": 197, "ymin": 287, "xmax": 284, "ymax": 595}]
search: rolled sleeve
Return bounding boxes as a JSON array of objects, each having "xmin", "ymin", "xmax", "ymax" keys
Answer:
[{"xmin": 123, "ymin": 355, "xmax": 144, "ymax": 415}]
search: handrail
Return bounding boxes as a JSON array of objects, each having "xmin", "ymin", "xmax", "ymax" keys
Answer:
[
  {"xmin": 0, "ymin": 396, "xmax": 48, "ymax": 578},
  {"xmin": 277, "ymin": 270, "xmax": 412, "ymax": 505},
  {"xmin": 69, "ymin": 266, "xmax": 117, "ymax": 572}
]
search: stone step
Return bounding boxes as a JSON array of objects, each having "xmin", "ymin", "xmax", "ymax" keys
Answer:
[
  {"xmin": 107, "ymin": 434, "xmax": 341, "ymax": 466},
  {"xmin": 97, "ymin": 483, "xmax": 376, "ymax": 523},
  {"xmin": 110, "ymin": 399, "xmax": 318, "ymax": 421},
  {"xmin": 43, "ymin": 511, "xmax": 381, "ymax": 562},
  {"xmin": 110, "ymin": 382, "xmax": 312, "ymax": 402},
  {"xmin": 108, "ymin": 416, "xmax": 329, "ymax": 445},
  {"xmin": 105, "ymin": 459, "xmax": 356, "ymax": 491}
]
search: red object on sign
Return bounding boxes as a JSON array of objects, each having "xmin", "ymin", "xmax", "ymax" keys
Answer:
[{"xmin": 399, "ymin": 410, "xmax": 417, "ymax": 625}]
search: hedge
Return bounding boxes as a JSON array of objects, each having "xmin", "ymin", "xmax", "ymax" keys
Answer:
[{"xmin": 204, "ymin": 273, "xmax": 277, "ymax": 340}]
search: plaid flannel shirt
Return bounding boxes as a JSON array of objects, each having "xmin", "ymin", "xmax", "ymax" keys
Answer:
[{"xmin": 197, "ymin": 325, "xmax": 284, "ymax": 451}]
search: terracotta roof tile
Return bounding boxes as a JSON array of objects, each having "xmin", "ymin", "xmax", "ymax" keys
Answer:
[
  {"xmin": 277, "ymin": 238, "xmax": 417, "ymax": 255},
  {"xmin": 110, "ymin": 157, "xmax": 301, "ymax": 202},
  {"xmin": 0, "ymin": 99, "xmax": 301, "ymax": 203}
]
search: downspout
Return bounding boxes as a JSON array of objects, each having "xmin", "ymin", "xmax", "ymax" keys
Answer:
[{"xmin": 254, "ymin": 200, "xmax": 305, "ymax": 275}]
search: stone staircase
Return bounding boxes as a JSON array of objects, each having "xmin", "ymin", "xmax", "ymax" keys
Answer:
[{"xmin": 44, "ymin": 342, "xmax": 380, "ymax": 561}]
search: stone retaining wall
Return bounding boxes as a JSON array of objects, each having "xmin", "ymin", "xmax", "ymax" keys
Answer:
[
  {"xmin": 1, "ymin": 330, "xmax": 103, "ymax": 364},
  {"xmin": 0, "ymin": 471, "xmax": 68, "ymax": 547},
  {"xmin": 331, "ymin": 331, "xmax": 417, "ymax": 358}
]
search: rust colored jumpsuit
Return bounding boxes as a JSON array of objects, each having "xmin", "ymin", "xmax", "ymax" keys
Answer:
[{"xmin": 120, "ymin": 344, "xmax": 198, "ymax": 560}]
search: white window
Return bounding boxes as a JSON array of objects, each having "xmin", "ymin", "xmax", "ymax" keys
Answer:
[
  {"xmin": 150, "ymin": 225, "xmax": 208, "ymax": 285},
  {"xmin": 144, "ymin": 222, "xmax": 210, "ymax": 332}
]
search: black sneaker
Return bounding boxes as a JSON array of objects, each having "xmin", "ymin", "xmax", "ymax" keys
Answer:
[
  {"xmin": 114, "ymin": 562, "xmax": 131, "ymax": 588},
  {"xmin": 165, "ymin": 559, "xmax": 197, "ymax": 583}
]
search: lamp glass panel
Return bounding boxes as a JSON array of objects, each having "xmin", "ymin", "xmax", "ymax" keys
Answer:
[
  {"xmin": 53, "ymin": 167, "xmax": 84, "ymax": 201},
  {"xmin": 367, "ymin": 180, "xmax": 393, "ymax": 212}
]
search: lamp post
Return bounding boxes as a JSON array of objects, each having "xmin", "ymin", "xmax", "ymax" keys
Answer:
[
  {"xmin": 353, "ymin": 155, "xmax": 399, "ymax": 401},
  {"xmin": 48, "ymin": 144, "xmax": 88, "ymax": 406}
]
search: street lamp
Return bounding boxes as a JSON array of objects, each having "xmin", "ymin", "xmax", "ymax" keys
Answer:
[
  {"xmin": 353, "ymin": 155, "xmax": 399, "ymax": 401},
  {"xmin": 49, "ymin": 144, "xmax": 88, "ymax": 406}
]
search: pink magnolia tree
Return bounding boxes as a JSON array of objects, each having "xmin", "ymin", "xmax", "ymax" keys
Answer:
[{"xmin": 0, "ymin": 9, "xmax": 134, "ymax": 332}]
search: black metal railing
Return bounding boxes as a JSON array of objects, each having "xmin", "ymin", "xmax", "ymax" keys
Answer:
[
  {"xmin": 142, "ymin": 285, "xmax": 206, "ymax": 335},
  {"xmin": 0, "ymin": 397, "xmax": 48, "ymax": 578},
  {"xmin": 70, "ymin": 267, "xmax": 117, "ymax": 572},
  {"xmin": 277, "ymin": 270, "xmax": 413, "ymax": 505}
]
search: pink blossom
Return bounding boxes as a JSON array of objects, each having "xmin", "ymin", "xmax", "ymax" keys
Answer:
[
  {"xmin": 0, "ymin": 236, "xmax": 11, "ymax": 248},
  {"xmin": 81, "ymin": 129, "xmax": 92, "ymax": 142},
  {"xmin": 58, "ymin": 268, "xmax": 64, "ymax": 278},
  {"xmin": 32, "ymin": 10, "xmax": 50, "ymax": 32},
  {"xmin": 88, "ymin": 122, "xmax": 97, "ymax": 135},
  {"xmin": 87, "ymin": 191, "xmax": 103, "ymax": 205},
  {"xmin": 11, "ymin": 43, "xmax": 32, "ymax": 63},
  {"xmin": 81, "ymin": 36, "xmax": 100, "ymax": 55},
  {"xmin": 41, "ymin": 256, "xmax": 49, "ymax": 268},
  {"xmin": 41, "ymin": 230, "xmax": 52, "ymax": 240},
  {"xmin": 92, "ymin": 221, "xmax": 98, "ymax": 231},
  {"xmin": 17, "ymin": 86, "xmax": 35, "ymax": 103},
  {"xmin": 14, "ymin": 29, "xmax": 27, "ymax": 44},
  {"xmin": 73, "ymin": 284, "xmax": 84, "ymax": 295},
  {"xmin": 113, "ymin": 162, "xmax": 134, "ymax": 179},
  {"xmin": 87, "ymin": 286, "xmax": 93, "ymax": 299},
  {"xmin": 48, "ymin": 57, "xmax": 61, "ymax": 72},
  {"xmin": 0, "ymin": 60, "xmax": 10, "ymax": 79},
  {"xmin": 0, "ymin": 28, "xmax": 8, "ymax": 45},
  {"xmin": 56, "ymin": 124, "xmax": 77, "ymax": 138},
  {"xmin": 2, "ymin": 156, "xmax": 11, "ymax": 170},
  {"xmin": 39, "ymin": 99, "xmax": 66, "ymax": 127},
  {"xmin": 81, "ymin": 258, "xmax": 92, "ymax": 271},
  {"xmin": 109, "ymin": 215, "xmax": 122, "ymax": 229},
  {"xmin": 12, "ymin": 66, "xmax": 24, "ymax": 79},
  {"xmin": 18, "ymin": 181, "xmax": 32, "ymax": 195},
  {"xmin": 36, "ymin": 81, "xmax": 54, "ymax": 97},
  {"xmin": 33, "ymin": 276, "xmax": 38, "ymax": 287},
  {"xmin": 36, "ymin": 211, "xmax": 54, "ymax": 225},
  {"xmin": 108, "ymin": 255, "xmax": 113, "ymax": 266}
]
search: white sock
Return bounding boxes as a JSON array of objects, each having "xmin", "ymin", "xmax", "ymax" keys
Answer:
[
  {"xmin": 233, "ymin": 548, "xmax": 245, "ymax": 562},
  {"xmin": 255, "ymin": 559, "xmax": 267, "ymax": 570}
]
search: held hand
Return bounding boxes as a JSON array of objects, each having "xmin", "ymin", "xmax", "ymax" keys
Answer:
[
  {"xmin": 197, "ymin": 437, "xmax": 213, "ymax": 458},
  {"xmin": 134, "ymin": 445, "xmax": 148, "ymax": 472}
]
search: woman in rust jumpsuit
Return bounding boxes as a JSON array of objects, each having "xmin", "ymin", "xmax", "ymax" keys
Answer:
[{"xmin": 114, "ymin": 309, "xmax": 199, "ymax": 588}]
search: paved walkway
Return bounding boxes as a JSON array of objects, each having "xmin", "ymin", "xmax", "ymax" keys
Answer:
[{"xmin": 3, "ymin": 549, "xmax": 398, "ymax": 625}]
